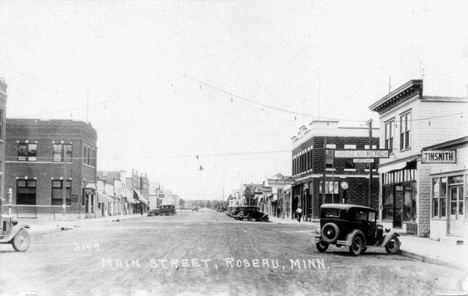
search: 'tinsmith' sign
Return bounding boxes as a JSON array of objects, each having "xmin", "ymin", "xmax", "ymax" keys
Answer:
[{"xmin": 421, "ymin": 150, "xmax": 456, "ymax": 164}]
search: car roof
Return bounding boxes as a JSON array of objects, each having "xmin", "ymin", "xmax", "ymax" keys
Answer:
[{"xmin": 320, "ymin": 203, "xmax": 376, "ymax": 212}]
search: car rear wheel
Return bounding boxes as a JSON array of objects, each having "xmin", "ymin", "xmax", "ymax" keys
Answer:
[
  {"xmin": 321, "ymin": 223, "xmax": 340, "ymax": 243},
  {"xmin": 316, "ymin": 241, "xmax": 329, "ymax": 253},
  {"xmin": 12, "ymin": 229, "xmax": 30, "ymax": 252},
  {"xmin": 349, "ymin": 235, "xmax": 364, "ymax": 256},
  {"xmin": 385, "ymin": 236, "xmax": 400, "ymax": 254}
]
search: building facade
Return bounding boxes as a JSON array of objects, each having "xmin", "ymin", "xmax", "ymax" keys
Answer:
[
  {"xmin": 0, "ymin": 78, "xmax": 7, "ymax": 202},
  {"xmin": 291, "ymin": 121, "xmax": 380, "ymax": 221},
  {"xmin": 423, "ymin": 137, "xmax": 468, "ymax": 242},
  {"xmin": 369, "ymin": 79, "xmax": 468, "ymax": 236},
  {"xmin": 4, "ymin": 119, "xmax": 98, "ymax": 217}
]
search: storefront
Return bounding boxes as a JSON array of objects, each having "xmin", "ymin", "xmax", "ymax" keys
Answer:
[
  {"xmin": 380, "ymin": 160, "xmax": 418, "ymax": 234},
  {"xmin": 426, "ymin": 137, "xmax": 468, "ymax": 242}
]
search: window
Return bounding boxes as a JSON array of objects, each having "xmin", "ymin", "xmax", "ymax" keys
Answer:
[
  {"xmin": 51, "ymin": 180, "xmax": 72, "ymax": 205},
  {"xmin": 440, "ymin": 177, "xmax": 447, "ymax": 217},
  {"xmin": 344, "ymin": 159, "xmax": 355, "ymax": 170},
  {"xmin": 356, "ymin": 210, "xmax": 368, "ymax": 222},
  {"xmin": 16, "ymin": 179, "xmax": 36, "ymax": 205},
  {"xmin": 0, "ymin": 109, "xmax": 3, "ymax": 139},
  {"xmin": 17, "ymin": 143, "xmax": 37, "ymax": 161},
  {"xmin": 400, "ymin": 112, "xmax": 411, "ymax": 150},
  {"xmin": 84, "ymin": 146, "xmax": 88, "ymax": 164},
  {"xmin": 326, "ymin": 144, "xmax": 336, "ymax": 149},
  {"xmin": 368, "ymin": 211, "xmax": 376, "ymax": 222},
  {"xmin": 382, "ymin": 186, "xmax": 393, "ymax": 220},
  {"xmin": 432, "ymin": 178, "xmax": 440, "ymax": 217},
  {"xmin": 324, "ymin": 208, "xmax": 341, "ymax": 218},
  {"xmin": 53, "ymin": 144, "xmax": 72, "ymax": 162},
  {"xmin": 344, "ymin": 144, "xmax": 356, "ymax": 149},
  {"xmin": 325, "ymin": 149, "xmax": 334, "ymax": 169},
  {"xmin": 385, "ymin": 119, "xmax": 394, "ymax": 152}
]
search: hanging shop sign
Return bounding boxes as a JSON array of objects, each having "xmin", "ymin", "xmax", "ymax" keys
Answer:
[
  {"xmin": 353, "ymin": 159, "xmax": 375, "ymax": 163},
  {"xmin": 267, "ymin": 179, "xmax": 295, "ymax": 186},
  {"xmin": 421, "ymin": 150, "xmax": 456, "ymax": 164},
  {"xmin": 334, "ymin": 150, "xmax": 389, "ymax": 158}
]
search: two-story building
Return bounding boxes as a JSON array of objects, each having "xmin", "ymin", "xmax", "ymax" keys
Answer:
[
  {"xmin": 0, "ymin": 78, "xmax": 7, "ymax": 202},
  {"xmin": 291, "ymin": 121, "xmax": 380, "ymax": 221},
  {"xmin": 369, "ymin": 79, "xmax": 468, "ymax": 237},
  {"xmin": 4, "ymin": 118, "xmax": 98, "ymax": 217}
]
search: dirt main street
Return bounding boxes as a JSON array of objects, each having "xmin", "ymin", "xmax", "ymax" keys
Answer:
[{"xmin": 0, "ymin": 209, "xmax": 465, "ymax": 296}]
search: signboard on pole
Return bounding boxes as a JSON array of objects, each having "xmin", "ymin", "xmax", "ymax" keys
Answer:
[
  {"xmin": 421, "ymin": 150, "xmax": 456, "ymax": 164},
  {"xmin": 267, "ymin": 179, "xmax": 294, "ymax": 186},
  {"xmin": 353, "ymin": 158, "xmax": 375, "ymax": 163},
  {"xmin": 334, "ymin": 150, "xmax": 389, "ymax": 158}
]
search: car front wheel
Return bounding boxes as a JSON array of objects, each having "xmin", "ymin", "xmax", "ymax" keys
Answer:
[
  {"xmin": 316, "ymin": 240, "xmax": 329, "ymax": 253},
  {"xmin": 349, "ymin": 235, "xmax": 364, "ymax": 256},
  {"xmin": 12, "ymin": 229, "xmax": 30, "ymax": 252},
  {"xmin": 385, "ymin": 236, "xmax": 400, "ymax": 254}
]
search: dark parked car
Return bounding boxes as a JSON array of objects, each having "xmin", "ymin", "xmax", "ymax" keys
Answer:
[
  {"xmin": 231, "ymin": 206, "xmax": 269, "ymax": 222},
  {"xmin": 148, "ymin": 205, "xmax": 176, "ymax": 216},
  {"xmin": 313, "ymin": 204, "xmax": 400, "ymax": 256}
]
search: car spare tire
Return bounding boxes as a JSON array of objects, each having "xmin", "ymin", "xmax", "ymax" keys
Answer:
[{"xmin": 321, "ymin": 223, "xmax": 340, "ymax": 243}]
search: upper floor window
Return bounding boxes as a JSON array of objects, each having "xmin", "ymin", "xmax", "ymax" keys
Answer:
[
  {"xmin": 326, "ymin": 149, "xmax": 334, "ymax": 169},
  {"xmin": 344, "ymin": 159, "xmax": 355, "ymax": 170},
  {"xmin": 53, "ymin": 144, "xmax": 72, "ymax": 162},
  {"xmin": 326, "ymin": 144, "xmax": 336, "ymax": 149},
  {"xmin": 17, "ymin": 143, "xmax": 37, "ymax": 161},
  {"xmin": 385, "ymin": 119, "xmax": 394, "ymax": 152},
  {"xmin": 0, "ymin": 109, "xmax": 3, "ymax": 139},
  {"xmin": 400, "ymin": 111, "xmax": 411, "ymax": 150},
  {"xmin": 344, "ymin": 144, "xmax": 356, "ymax": 149}
]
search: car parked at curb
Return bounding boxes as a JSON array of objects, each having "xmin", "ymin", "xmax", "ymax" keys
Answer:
[
  {"xmin": 313, "ymin": 204, "xmax": 400, "ymax": 256},
  {"xmin": 0, "ymin": 211, "xmax": 30, "ymax": 252},
  {"xmin": 148, "ymin": 205, "xmax": 176, "ymax": 216},
  {"xmin": 231, "ymin": 206, "xmax": 269, "ymax": 222}
]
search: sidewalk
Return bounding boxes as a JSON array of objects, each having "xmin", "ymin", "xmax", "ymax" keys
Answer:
[
  {"xmin": 20, "ymin": 214, "xmax": 143, "ymax": 236},
  {"xmin": 269, "ymin": 216, "xmax": 468, "ymax": 271}
]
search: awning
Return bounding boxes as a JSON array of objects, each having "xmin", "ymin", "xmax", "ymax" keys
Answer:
[
  {"xmin": 379, "ymin": 161, "xmax": 408, "ymax": 174},
  {"xmin": 97, "ymin": 191, "xmax": 113, "ymax": 203},
  {"xmin": 124, "ymin": 194, "xmax": 137, "ymax": 204},
  {"xmin": 84, "ymin": 183, "xmax": 97, "ymax": 191},
  {"xmin": 133, "ymin": 190, "xmax": 149, "ymax": 205}
]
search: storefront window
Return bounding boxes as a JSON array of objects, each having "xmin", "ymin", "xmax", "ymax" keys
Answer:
[
  {"xmin": 382, "ymin": 186, "xmax": 393, "ymax": 221},
  {"xmin": 404, "ymin": 182, "xmax": 416, "ymax": 221},
  {"xmin": 441, "ymin": 177, "xmax": 447, "ymax": 217},
  {"xmin": 432, "ymin": 178, "xmax": 439, "ymax": 217}
]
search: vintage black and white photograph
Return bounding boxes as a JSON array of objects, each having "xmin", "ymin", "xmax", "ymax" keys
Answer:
[{"xmin": 0, "ymin": 1, "xmax": 467, "ymax": 295}]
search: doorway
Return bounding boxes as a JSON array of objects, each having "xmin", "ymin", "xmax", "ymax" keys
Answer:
[{"xmin": 448, "ymin": 185, "xmax": 464, "ymax": 236}]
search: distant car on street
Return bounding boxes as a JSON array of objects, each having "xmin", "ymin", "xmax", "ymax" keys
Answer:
[
  {"xmin": 148, "ymin": 205, "xmax": 176, "ymax": 216},
  {"xmin": 231, "ymin": 206, "xmax": 269, "ymax": 222},
  {"xmin": 313, "ymin": 204, "xmax": 400, "ymax": 256}
]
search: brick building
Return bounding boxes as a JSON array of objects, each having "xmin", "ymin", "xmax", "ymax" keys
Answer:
[
  {"xmin": 369, "ymin": 79, "xmax": 468, "ymax": 236},
  {"xmin": 4, "ymin": 119, "xmax": 98, "ymax": 217},
  {"xmin": 0, "ymin": 78, "xmax": 7, "ymax": 202},
  {"xmin": 291, "ymin": 121, "xmax": 380, "ymax": 221}
]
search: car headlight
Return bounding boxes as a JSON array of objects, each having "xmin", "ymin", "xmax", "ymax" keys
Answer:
[{"xmin": 11, "ymin": 217, "xmax": 18, "ymax": 226}]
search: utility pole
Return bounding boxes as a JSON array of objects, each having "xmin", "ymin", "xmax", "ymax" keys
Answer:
[
  {"xmin": 62, "ymin": 157, "xmax": 67, "ymax": 219},
  {"xmin": 322, "ymin": 138, "xmax": 327, "ymax": 205},
  {"xmin": 367, "ymin": 119, "xmax": 373, "ymax": 207}
]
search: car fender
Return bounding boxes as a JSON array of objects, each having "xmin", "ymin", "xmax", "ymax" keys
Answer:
[
  {"xmin": 0, "ymin": 224, "xmax": 30, "ymax": 243},
  {"xmin": 345, "ymin": 229, "xmax": 367, "ymax": 246},
  {"xmin": 382, "ymin": 231, "xmax": 400, "ymax": 247}
]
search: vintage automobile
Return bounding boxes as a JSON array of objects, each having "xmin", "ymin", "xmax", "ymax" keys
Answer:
[
  {"xmin": 147, "ymin": 205, "xmax": 176, "ymax": 216},
  {"xmin": 0, "ymin": 210, "xmax": 31, "ymax": 252},
  {"xmin": 231, "ymin": 206, "xmax": 269, "ymax": 222},
  {"xmin": 313, "ymin": 204, "xmax": 400, "ymax": 256},
  {"xmin": 226, "ymin": 206, "xmax": 237, "ymax": 217}
]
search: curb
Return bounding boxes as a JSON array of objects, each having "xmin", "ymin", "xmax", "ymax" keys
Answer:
[{"xmin": 400, "ymin": 250, "xmax": 466, "ymax": 271}]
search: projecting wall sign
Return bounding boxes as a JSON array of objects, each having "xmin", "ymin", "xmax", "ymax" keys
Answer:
[{"xmin": 421, "ymin": 150, "xmax": 456, "ymax": 164}]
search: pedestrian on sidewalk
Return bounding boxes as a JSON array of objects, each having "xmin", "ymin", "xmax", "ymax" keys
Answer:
[{"xmin": 296, "ymin": 207, "xmax": 303, "ymax": 222}]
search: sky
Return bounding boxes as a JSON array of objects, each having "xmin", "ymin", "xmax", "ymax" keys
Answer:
[{"xmin": 1, "ymin": 0, "xmax": 467, "ymax": 200}]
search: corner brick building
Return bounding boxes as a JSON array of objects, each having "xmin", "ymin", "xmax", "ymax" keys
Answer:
[
  {"xmin": 0, "ymin": 78, "xmax": 7, "ymax": 201},
  {"xmin": 4, "ymin": 118, "xmax": 98, "ymax": 216},
  {"xmin": 291, "ymin": 121, "xmax": 380, "ymax": 220}
]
